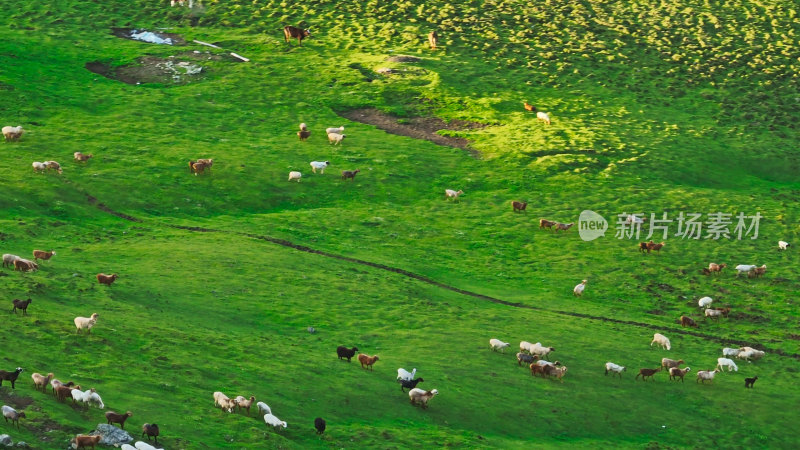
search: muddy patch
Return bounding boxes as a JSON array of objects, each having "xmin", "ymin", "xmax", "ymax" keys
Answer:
[
  {"xmin": 386, "ymin": 55, "xmax": 420, "ymax": 63},
  {"xmin": 338, "ymin": 108, "xmax": 488, "ymax": 156},
  {"xmin": 0, "ymin": 390, "xmax": 34, "ymax": 409},
  {"xmin": 86, "ymin": 56, "xmax": 203, "ymax": 85},
  {"xmin": 112, "ymin": 28, "xmax": 186, "ymax": 45}
]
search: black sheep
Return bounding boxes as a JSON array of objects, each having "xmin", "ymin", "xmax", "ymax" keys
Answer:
[
  {"xmin": 336, "ymin": 346, "xmax": 359, "ymax": 362},
  {"xmin": 398, "ymin": 377, "xmax": 424, "ymax": 392},
  {"xmin": 0, "ymin": 367, "xmax": 24, "ymax": 389},
  {"xmin": 314, "ymin": 417, "xmax": 326, "ymax": 435}
]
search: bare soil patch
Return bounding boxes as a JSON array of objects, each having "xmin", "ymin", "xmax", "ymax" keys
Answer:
[
  {"xmin": 112, "ymin": 28, "xmax": 186, "ymax": 45},
  {"xmin": 85, "ymin": 57, "xmax": 203, "ymax": 85},
  {"xmin": 386, "ymin": 55, "xmax": 420, "ymax": 63},
  {"xmin": 338, "ymin": 108, "xmax": 487, "ymax": 156}
]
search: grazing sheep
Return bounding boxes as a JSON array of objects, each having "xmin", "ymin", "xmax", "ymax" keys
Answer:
[
  {"xmin": 517, "ymin": 352, "xmax": 536, "ymax": 366},
  {"xmin": 234, "ymin": 395, "xmax": 256, "ymax": 415},
  {"xmin": 533, "ymin": 359, "xmax": 561, "ymax": 367},
  {"xmin": 213, "ymin": 392, "xmax": 236, "ymax": 413},
  {"xmin": 428, "ymin": 30, "xmax": 438, "ymax": 50},
  {"xmin": 2, "ymin": 125, "xmax": 24, "ymax": 141},
  {"xmin": 288, "ymin": 171, "xmax": 302, "ymax": 182},
  {"xmin": 12, "ymin": 298, "xmax": 32, "ymax": 315},
  {"xmin": 696, "ymin": 368, "xmax": 721, "ymax": 384},
  {"xmin": 0, "ymin": 367, "xmax": 24, "ymax": 389},
  {"xmin": 32, "ymin": 161, "xmax": 46, "ymax": 172},
  {"xmin": 536, "ymin": 111, "xmax": 551, "ymax": 125},
  {"xmin": 397, "ymin": 368, "xmax": 417, "ymax": 381},
  {"xmin": 96, "ymin": 273, "xmax": 119, "ymax": 286},
  {"xmin": 707, "ymin": 263, "xmax": 727, "ymax": 274},
  {"xmin": 327, "ymin": 132, "xmax": 346, "ymax": 145},
  {"xmin": 778, "ymin": 241, "xmax": 790, "ymax": 250},
  {"xmin": 71, "ymin": 434, "xmax": 102, "ymax": 449},
  {"xmin": 106, "ymin": 411, "xmax": 133, "ymax": 429},
  {"xmin": 722, "ymin": 347, "xmax": 741, "ymax": 358},
  {"xmin": 529, "ymin": 342, "xmax": 555, "ymax": 358},
  {"xmin": 2, "ymin": 254, "xmax": 20, "ymax": 268},
  {"xmin": 744, "ymin": 376, "xmax": 758, "ymax": 388},
  {"xmin": 357, "ymin": 354, "xmax": 379, "ymax": 370},
  {"xmin": 539, "ymin": 219, "xmax": 557, "ymax": 230},
  {"xmin": 604, "ymin": 362, "xmax": 626, "ymax": 378},
  {"xmin": 554, "ymin": 222, "xmax": 574, "ymax": 232},
  {"xmin": 325, "ymin": 126, "xmax": 345, "ymax": 134},
  {"xmin": 737, "ymin": 347, "xmax": 765, "ymax": 362},
  {"xmin": 264, "ymin": 413, "xmax": 288, "ymax": 429},
  {"xmin": 74, "ymin": 152, "xmax": 93, "ymax": 162},
  {"xmin": 735, "ymin": 264, "xmax": 757, "ymax": 276},
  {"xmin": 669, "ymin": 367, "xmax": 691, "ymax": 382},
  {"xmin": 32, "ymin": 249, "xmax": 56, "ymax": 262},
  {"xmin": 698, "ymin": 296, "xmax": 713, "ymax": 309},
  {"xmin": 337, "ymin": 346, "xmax": 359, "ymax": 362},
  {"xmin": 489, "ymin": 339, "xmax": 510, "ymax": 353},
  {"xmin": 511, "ymin": 201, "xmax": 527, "ymax": 212},
  {"xmin": 661, "ymin": 358, "xmax": 685, "ymax": 370},
  {"xmin": 716, "ymin": 358, "xmax": 738, "ymax": 372},
  {"xmin": 134, "ymin": 442, "xmax": 162, "ymax": 450},
  {"xmin": 256, "ymin": 402, "xmax": 271, "ymax": 415},
  {"xmin": 519, "ymin": 341, "xmax": 533, "ymax": 353},
  {"xmin": 650, "ymin": 333, "xmax": 671, "ymax": 350},
  {"xmin": 310, "ymin": 161, "xmax": 330, "ymax": 174},
  {"xmin": 44, "ymin": 160, "xmax": 63, "ymax": 174},
  {"xmin": 704, "ymin": 308, "xmax": 725, "ymax": 320},
  {"xmin": 679, "ymin": 315, "xmax": 697, "ymax": 327},
  {"xmin": 141, "ymin": 423, "xmax": 160, "ymax": 443},
  {"xmin": 445, "ymin": 189, "xmax": 464, "ymax": 201},
  {"xmin": 635, "ymin": 368, "xmax": 661, "ymax": 381},
  {"xmin": 523, "ymin": 101, "xmax": 536, "ymax": 112},
  {"xmin": 398, "ymin": 377, "xmax": 424, "ymax": 392},
  {"xmin": 749, "ymin": 265, "xmax": 767, "ymax": 278},
  {"xmin": 74, "ymin": 313, "xmax": 99, "ymax": 334},
  {"xmin": 31, "ymin": 372, "xmax": 53, "ymax": 392},
  {"xmin": 341, "ymin": 169, "xmax": 360, "ymax": 180},
  {"xmin": 314, "ymin": 417, "xmax": 326, "ymax": 435},
  {"xmin": 408, "ymin": 388, "xmax": 438, "ymax": 408},
  {"xmin": 2, "ymin": 405, "xmax": 25, "ymax": 429},
  {"xmin": 573, "ymin": 280, "xmax": 587, "ymax": 297},
  {"xmin": 13, "ymin": 258, "xmax": 38, "ymax": 272},
  {"xmin": 543, "ymin": 364, "xmax": 567, "ymax": 382}
]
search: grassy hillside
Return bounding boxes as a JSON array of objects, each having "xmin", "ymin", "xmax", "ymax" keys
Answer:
[{"xmin": 1, "ymin": 0, "xmax": 798, "ymax": 448}]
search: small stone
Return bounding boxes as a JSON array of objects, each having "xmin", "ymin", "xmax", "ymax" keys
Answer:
[{"xmin": 307, "ymin": 327, "xmax": 316, "ymax": 334}]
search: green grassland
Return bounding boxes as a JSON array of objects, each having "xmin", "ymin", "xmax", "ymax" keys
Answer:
[{"xmin": 1, "ymin": 0, "xmax": 799, "ymax": 448}]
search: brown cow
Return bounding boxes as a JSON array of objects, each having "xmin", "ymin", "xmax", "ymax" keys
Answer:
[
  {"xmin": 428, "ymin": 30, "xmax": 438, "ymax": 50},
  {"xmin": 511, "ymin": 201, "xmax": 527, "ymax": 212},
  {"xmin": 539, "ymin": 219, "xmax": 556, "ymax": 230},
  {"xmin": 284, "ymin": 26, "xmax": 311, "ymax": 46}
]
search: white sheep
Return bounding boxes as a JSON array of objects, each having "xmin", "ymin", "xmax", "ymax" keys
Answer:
[
  {"xmin": 735, "ymin": 264, "xmax": 756, "ymax": 276},
  {"xmin": 534, "ymin": 359, "xmax": 559, "ymax": 367},
  {"xmin": 650, "ymin": 333, "xmax": 671, "ymax": 350},
  {"xmin": 573, "ymin": 280, "xmax": 587, "ymax": 297},
  {"xmin": 696, "ymin": 369, "xmax": 720, "ymax": 383},
  {"xmin": 489, "ymin": 339, "xmax": 510, "ymax": 353},
  {"xmin": 698, "ymin": 296, "xmax": 713, "ymax": 309},
  {"xmin": 74, "ymin": 313, "xmax": 99, "ymax": 334},
  {"xmin": 722, "ymin": 347, "xmax": 741, "ymax": 357},
  {"xmin": 87, "ymin": 391, "xmax": 104, "ymax": 409},
  {"xmin": 529, "ymin": 342, "xmax": 555, "ymax": 357},
  {"xmin": 134, "ymin": 442, "xmax": 163, "ymax": 450},
  {"xmin": 536, "ymin": 111, "xmax": 551, "ymax": 125},
  {"xmin": 2, "ymin": 253, "xmax": 20, "ymax": 268},
  {"xmin": 716, "ymin": 358, "xmax": 738, "ymax": 372},
  {"xmin": 604, "ymin": 362, "xmax": 626, "ymax": 377},
  {"xmin": 32, "ymin": 161, "xmax": 46, "ymax": 172},
  {"xmin": 310, "ymin": 161, "xmax": 330, "ymax": 174},
  {"xmin": 2, "ymin": 125, "xmax": 24, "ymax": 141},
  {"xmin": 519, "ymin": 341, "xmax": 533, "ymax": 353},
  {"xmin": 408, "ymin": 388, "xmax": 439, "ymax": 408},
  {"xmin": 397, "ymin": 368, "xmax": 417, "ymax": 381},
  {"xmin": 264, "ymin": 413, "xmax": 287, "ymax": 429},
  {"xmin": 737, "ymin": 347, "xmax": 765, "ymax": 362},
  {"xmin": 327, "ymin": 132, "xmax": 346, "ymax": 145},
  {"xmin": 71, "ymin": 388, "xmax": 104, "ymax": 409},
  {"xmin": 445, "ymin": 189, "xmax": 464, "ymax": 201},
  {"xmin": 325, "ymin": 126, "xmax": 344, "ymax": 134},
  {"xmin": 121, "ymin": 445, "xmax": 138, "ymax": 450},
  {"xmin": 256, "ymin": 401, "xmax": 271, "ymax": 415},
  {"xmin": 288, "ymin": 171, "xmax": 302, "ymax": 182},
  {"xmin": 778, "ymin": 240, "xmax": 790, "ymax": 250}
]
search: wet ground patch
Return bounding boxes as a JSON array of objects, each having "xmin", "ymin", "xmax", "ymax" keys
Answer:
[{"xmin": 85, "ymin": 56, "xmax": 204, "ymax": 85}]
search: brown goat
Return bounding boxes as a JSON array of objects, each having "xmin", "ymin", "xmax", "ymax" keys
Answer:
[
  {"xmin": 33, "ymin": 249, "xmax": 56, "ymax": 261},
  {"xmin": 342, "ymin": 169, "xmax": 360, "ymax": 180},
  {"xmin": 635, "ymin": 367, "xmax": 661, "ymax": 381},
  {"xmin": 679, "ymin": 315, "xmax": 697, "ymax": 327},
  {"xmin": 524, "ymin": 102, "xmax": 536, "ymax": 112},
  {"xmin": 661, "ymin": 358, "xmax": 685, "ymax": 370},
  {"xmin": 71, "ymin": 434, "xmax": 101, "ymax": 450},
  {"xmin": 708, "ymin": 263, "xmax": 727, "ymax": 274},
  {"xmin": 511, "ymin": 201, "xmax": 528, "ymax": 212},
  {"xmin": 74, "ymin": 152, "xmax": 94, "ymax": 162},
  {"xmin": 650, "ymin": 242, "xmax": 665, "ymax": 253},
  {"xmin": 428, "ymin": 30, "xmax": 438, "ymax": 50},
  {"xmin": 529, "ymin": 363, "xmax": 547, "ymax": 378},
  {"xmin": 96, "ymin": 273, "xmax": 118, "ymax": 286},
  {"xmin": 539, "ymin": 219, "xmax": 556, "ymax": 230},
  {"xmin": 105, "ymin": 410, "xmax": 133, "ymax": 429},
  {"xmin": 13, "ymin": 259, "xmax": 37, "ymax": 272},
  {"xmin": 56, "ymin": 385, "xmax": 81, "ymax": 402},
  {"xmin": 554, "ymin": 222, "xmax": 574, "ymax": 232},
  {"xmin": 284, "ymin": 26, "xmax": 311, "ymax": 46},
  {"xmin": 639, "ymin": 240, "xmax": 655, "ymax": 253},
  {"xmin": 234, "ymin": 395, "xmax": 256, "ymax": 415},
  {"xmin": 669, "ymin": 367, "xmax": 691, "ymax": 382},
  {"xmin": 357, "ymin": 354, "xmax": 379, "ymax": 371},
  {"xmin": 142, "ymin": 423, "xmax": 160, "ymax": 443},
  {"xmin": 12, "ymin": 298, "xmax": 32, "ymax": 315}
]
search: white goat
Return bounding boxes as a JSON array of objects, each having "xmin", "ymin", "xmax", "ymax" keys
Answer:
[
  {"xmin": 735, "ymin": 264, "xmax": 757, "ymax": 276},
  {"xmin": 489, "ymin": 339, "xmax": 510, "ymax": 353},
  {"xmin": 716, "ymin": 358, "xmax": 738, "ymax": 372},
  {"xmin": 604, "ymin": 362, "xmax": 626, "ymax": 377},
  {"xmin": 256, "ymin": 401, "xmax": 271, "ymax": 415},
  {"xmin": 650, "ymin": 333, "xmax": 671, "ymax": 350},
  {"xmin": 288, "ymin": 171, "xmax": 302, "ymax": 182},
  {"xmin": 698, "ymin": 296, "xmax": 713, "ymax": 309},
  {"xmin": 310, "ymin": 161, "xmax": 330, "ymax": 174},
  {"xmin": 264, "ymin": 413, "xmax": 287, "ymax": 429},
  {"xmin": 74, "ymin": 313, "xmax": 99, "ymax": 333},
  {"xmin": 573, "ymin": 280, "xmax": 587, "ymax": 296},
  {"xmin": 397, "ymin": 368, "xmax": 417, "ymax": 381},
  {"xmin": 778, "ymin": 240, "xmax": 790, "ymax": 250},
  {"xmin": 445, "ymin": 189, "xmax": 463, "ymax": 201}
]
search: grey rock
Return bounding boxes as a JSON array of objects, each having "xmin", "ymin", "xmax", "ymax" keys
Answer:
[
  {"xmin": 15, "ymin": 443, "xmax": 28, "ymax": 448},
  {"xmin": 0, "ymin": 435, "xmax": 11, "ymax": 447},
  {"xmin": 307, "ymin": 326, "xmax": 316, "ymax": 334},
  {"xmin": 89, "ymin": 424, "xmax": 133, "ymax": 445}
]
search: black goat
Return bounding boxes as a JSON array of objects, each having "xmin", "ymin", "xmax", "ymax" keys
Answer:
[
  {"xmin": 336, "ymin": 346, "xmax": 359, "ymax": 362},
  {"xmin": 12, "ymin": 298, "xmax": 31, "ymax": 315},
  {"xmin": 398, "ymin": 377, "xmax": 424, "ymax": 392},
  {"xmin": 314, "ymin": 417, "xmax": 326, "ymax": 435},
  {"xmin": 0, "ymin": 367, "xmax": 24, "ymax": 389}
]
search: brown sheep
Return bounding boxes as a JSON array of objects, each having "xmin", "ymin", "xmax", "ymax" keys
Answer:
[
  {"xmin": 13, "ymin": 259, "xmax": 38, "ymax": 272},
  {"xmin": 544, "ymin": 364, "xmax": 567, "ymax": 382},
  {"xmin": 749, "ymin": 265, "xmax": 767, "ymax": 278},
  {"xmin": 679, "ymin": 315, "xmax": 697, "ymax": 327},
  {"xmin": 539, "ymin": 219, "xmax": 556, "ymax": 230},
  {"xmin": 357, "ymin": 354, "xmax": 379, "ymax": 371},
  {"xmin": 428, "ymin": 30, "xmax": 438, "ymax": 50},
  {"xmin": 105, "ymin": 410, "xmax": 133, "ymax": 429},
  {"xmin": 71, "ymin": 434, "xmax": 101, "ymax": 450},
  {"xmin": 341, "ymin": 169, "xmax": 360, "ymax": 181},
  {"xmin": 511, "ymin": 201, "xmax": 528, "ymax": 212},
  {"xmin": 189, "ymin": 159, "xmax": 213, "ymax": 175},
  {"xmin": 635, "ymin": 367, "xmax": 661, "ymax": 381},
  {"xmin": 96, "ymin": 273, "xmax": 118, "ymax": 286},
  {"xmin": 32, "ymin": 249, "xmax": 56, "ymax": 262},
  {"xmin": 298, "ymin": 130, "xmax": 311, "ymax": 140}
]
